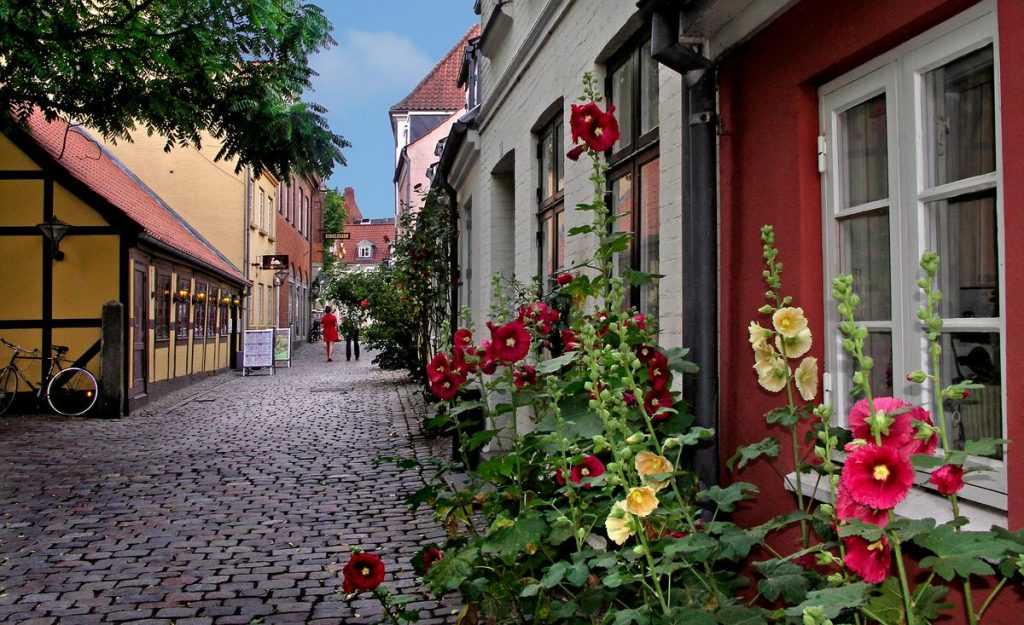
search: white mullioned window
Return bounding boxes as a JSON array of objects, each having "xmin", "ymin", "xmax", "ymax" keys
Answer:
[
  {"xmin": 819, "ymin": 2, "xmax": 1005, "ymax": 507},
  {"xmin": 358, "ymin": 241, "xmax": 374, "ymax": 259}
]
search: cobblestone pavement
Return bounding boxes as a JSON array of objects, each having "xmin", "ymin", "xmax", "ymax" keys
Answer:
[{"xmin": 0, "ymin": 346, "xmax": 455, "ymax": 625}]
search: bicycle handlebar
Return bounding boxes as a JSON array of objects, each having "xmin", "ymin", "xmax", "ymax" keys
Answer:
[{"xmin": 0, "ymin": 337, "xmax": 41, "ymax": 354}]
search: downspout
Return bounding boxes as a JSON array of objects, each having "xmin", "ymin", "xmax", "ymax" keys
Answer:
[
  {"xmin": 646, "ymin": 1, "xmax": 720, "ymax": 489},
  {"xmin": 241, "ymin": 166, "xmax": 252, "ymax": 367}
]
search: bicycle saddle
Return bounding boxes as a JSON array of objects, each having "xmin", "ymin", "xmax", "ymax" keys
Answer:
[{"xmin": 53, "ymin": 345, "xmax": 69, "ymax": 354}]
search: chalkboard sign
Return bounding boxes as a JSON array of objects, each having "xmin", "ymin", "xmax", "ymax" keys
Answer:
[
  {"xmin": 274, "ymin": 327, "xmax": 291, "ymax": 367},
  {"xmin": 242, "ymin": 329, "xmax": 274, "ymax": 375}
]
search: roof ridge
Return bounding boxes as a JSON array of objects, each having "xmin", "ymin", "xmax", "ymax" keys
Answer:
[{"xmin": 389, "ymin": 24, "xmax": 480, "ymax": 114}]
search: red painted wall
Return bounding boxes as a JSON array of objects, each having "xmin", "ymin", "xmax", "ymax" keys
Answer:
[{"xmin": 717, "ymin": 0, "xmax": 1022, "ymax": 619}]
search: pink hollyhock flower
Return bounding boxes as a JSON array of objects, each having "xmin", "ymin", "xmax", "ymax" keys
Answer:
[
  {"xmin": 430, "ymin": 373, "xmax": 463, "ymax": 401},
  {"xmin": 646, "ymin": 351, "xmax": 671, "ymax": 391},
  {"xmin": 636, "ymin": 344, "xmax": 659, "ymax": 364},
  {"xmin": 569, "ymin": 455, "xmax": 605, "ymax": 488},
  {"xmin": 513, "ymin": 364, "xmax": 537, "ymax": 389},
  {"xmin": 644, "ymin": 389, "xmax": 674, "ymax": 422},
  {"xmin": 556, "ymin": 272, "xmax": 575, "ymax": 286},
  {"xmin": 623, "ymin": 391, "xmax": 637, "ymax": 407},
  {"xmin": 841, "ymin": 444, "xmax": 915, "ymax": 510},
  {"xmin": 835, "ymin": 486, "xmax": 889, "ymax": 528},
  {"xmin": 843, "ymin": 535, "xmax": 891, "ymax": 584},
  {"xmin": 632, "ymin": 313, "xmax": 647, "ymax": 330},
  {"xmin": 560, "ymin": 329, "xmax": 580, "ymax": 351},
  {"xmin": 929, "ymin": 464, "xmax": 965, "ymax": 496},
  {"xmin": 488, "ymin": 321, "xmax": 531, "ymax": 363},
  {"xmin": 848, "ymin": 397, "xmax": 914, "ymax": 448},
  {"xmin": 906, "ymin": 406, "xmax": 939, "ymax": 456},
  {"xmin": 453, "ymin": 328, "xmax": 474, "ymax": 349},
  {"xmin": 426, "ymin": 353, "xmax": 452, "ymax": 383}
]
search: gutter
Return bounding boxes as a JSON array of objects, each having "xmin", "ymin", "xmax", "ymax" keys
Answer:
[
  {"xmin": 139, "ymin": 233, "xmax": 248, "ymax": 287},
  {"xmin": 642, "ymin": 0, "xmax": 720, "ymax": 490}
]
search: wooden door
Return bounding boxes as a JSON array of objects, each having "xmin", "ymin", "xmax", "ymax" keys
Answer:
[{"xmin": 132, "ymin": 263, "xmax": 148, "ymax": 395}]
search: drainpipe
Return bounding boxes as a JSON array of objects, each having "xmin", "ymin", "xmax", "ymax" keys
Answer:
[
  {"xmin": 646, "ymin": 1, "xmax": 719, "ymax": 489},
  {"xmin": 242, "ymin": 166, "xmax": 252, "ymax": 355}
]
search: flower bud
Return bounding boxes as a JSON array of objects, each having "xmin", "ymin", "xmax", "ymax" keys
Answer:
[
  {"xmin": 606, "ymin": 462, "xmax": 620, "ymax": 473},
  {"xmin": 906, "ymin": 370, "xmax": 927, "ymax": 383},
  {"xmin": 757, "ymin": 304, "xmax": 773, "ymax": 315},
  {"xmin": 619, "ymin": 448, "xmax": 634, "ymax": 461},
  {"xmin": 632, "ymin": 545, "xmax": 647, "ymax": 556},
  {"xmin": 663, "ymin": 437, "xmax": 680, "ymax": 449},
  {"xmin": 625, "ymin": 432, "xmax": 644, "ymax": 445}
]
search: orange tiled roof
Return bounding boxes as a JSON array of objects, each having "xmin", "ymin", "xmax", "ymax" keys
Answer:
[
  {"xmin": 390, "ymin": 25, "xmax": 480, "ymax": 114},
  {"xmin": 339, "ymin": 221, "xmax": 396, "ymax": 265},
  {"xmin": 19, "ymin": 111, "xmax": 245, "ymax": 283}
]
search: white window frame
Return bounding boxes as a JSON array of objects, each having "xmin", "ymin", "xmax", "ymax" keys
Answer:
[
  {"xmin": 819, "ymin": 1, "xmax": 1006, "ymax": 509},
  {"xmin": 358, "ymin": 241, "xmax": 374, "ymax": 259}
]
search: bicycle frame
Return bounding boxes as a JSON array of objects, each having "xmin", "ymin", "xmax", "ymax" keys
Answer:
[{"xmin": 4, "ymin": 348, "xmax": 69, "ymax": 396}]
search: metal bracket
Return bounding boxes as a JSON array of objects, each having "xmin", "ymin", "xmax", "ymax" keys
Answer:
[{"xmin": 690, "ymin": 111, "xmax": 716, "ymax": 126}]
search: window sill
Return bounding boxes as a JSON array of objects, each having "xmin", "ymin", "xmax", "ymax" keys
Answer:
[{"xmin": 784, "ymin": 471, "xmax": 1007, "ymax": 531}]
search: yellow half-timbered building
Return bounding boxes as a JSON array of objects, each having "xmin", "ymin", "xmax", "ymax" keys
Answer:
[{"xmin": 0, "ymin": 111, "xmax": 247, "ymax": 414}]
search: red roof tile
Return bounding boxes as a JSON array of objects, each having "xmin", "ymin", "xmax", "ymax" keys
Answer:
[
  {"xmin": 390, "ymin": 25, "xmax": 480, "ymax": 114},
  {"xmin": 19, "ymin": 111, "xmax": 245, "ymax": 283},
  {"xmin": 338, "ymin": 222, "xmax": 396, "ymax": 265}
]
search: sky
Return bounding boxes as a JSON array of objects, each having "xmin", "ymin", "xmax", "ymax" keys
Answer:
[{"xmin": 307, "ymin": 2, "xmax": 477, "ymax": 219}]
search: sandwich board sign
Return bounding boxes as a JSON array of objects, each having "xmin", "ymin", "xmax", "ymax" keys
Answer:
[
  {"xmin": 242, "ymin": 329, "xmax": 274, "ymax": 376},
  {"xmin": 274, "ymin": 327, "xmax": 292, "ymax": 368}
]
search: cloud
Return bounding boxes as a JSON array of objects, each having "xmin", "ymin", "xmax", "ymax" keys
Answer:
[{"xmin": 308, "ymin": 30, "xmax": 434, "ymax": 108}]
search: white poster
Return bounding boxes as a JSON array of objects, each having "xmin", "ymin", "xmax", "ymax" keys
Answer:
[
  {"xmin": 242, "ymin": 329, "xmax": 274, "ymax": 371},
  {"xmin": 274, "ymin": 327, "xmax": 291, "ymax": 367}
]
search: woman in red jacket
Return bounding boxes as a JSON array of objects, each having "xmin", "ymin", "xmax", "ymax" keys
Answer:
[{"xmin": 321, "ymin": 306, "xmax": 339, "ymax": 362}]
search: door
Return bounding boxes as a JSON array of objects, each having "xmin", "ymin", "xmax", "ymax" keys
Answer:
[{"xmin": 132, "ymin": 263, "xmax": 148, "ymax": 395}]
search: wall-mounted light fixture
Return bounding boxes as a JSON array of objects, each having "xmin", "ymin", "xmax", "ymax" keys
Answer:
[
  {"xmin": 37, "ymin": 215, "xmax": 70, "ymax": 261},
  {"xmin": 221, "ymin": 295, "xmax": 232, "ymax": 305},
  {"xmin": 232, "ymin": 296, "xmax": 241, "ymax": 306},
  {"xmin": 175, "ymin": 288, "xmax": 191, "ymax": 302},
  {"xmin": 195, "ymin": 292, "xmax": 206, "ymax": 303}
]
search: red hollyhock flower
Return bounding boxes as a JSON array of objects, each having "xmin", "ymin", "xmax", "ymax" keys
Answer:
[
  {"xmin": 835, "ymin": 486, "xmax": 889, "ymax": 528},
  {"xmin": 623, "ymin": 391, "xmax": 637, "ymax": 407},
  {"xmin": 426, "ymin": 353, "xmax": 452, "ymax": 383},
  {"xmin": 843, "ymin": 535, "xmax": 891, "ymax": 584},
  {"xmin": 566, "ymin": 144, "xmax": 587, "ymax": 161},
  {"xmin": 632, "ymin": 313, "xmax": 647, "ymax": 330},
  {"xmin": 646, "ymin": 351, "xmax": 671, "ymax": 391},
  {"xmin": 488, "ymin": 321, "xmax": 531, "ymax": 363},
  {"xmin": 929, "ymin": 464, "xmax": 965, "ymax": 496},
  {"xmin": 421, "ymin": 546, "xmax": 444, "ymax": 574},
  {"xmin": 513, "ymin": 364, "xmax": 537, "ymax": 389},
  {"xmin": 342, "ymin": 552, "xmax": 386, "ymax": 593},
  {"xmin": 569, "ymin": 455, "xmax": 605, "ymax": 488},
  {"xmin": 848, "ymin": 397, "xmax": 914, "ymax": 448},
  {"xmin": 430, "ymin": 372, "xmax": 463, "ymax": 401},
  {"xmin": 569, "ymin": 102, "xmax": 620, "ymax": 152},
  {"xmin": 644, "ymin": 389, "xmax": 674, "ymax": 422},
  {"xmin": 636, "ymin": 344, "xmax": 659, "ymax": 364},
  {"xmin": 556, "ymin": 272, "xmax": 575, "ymax": 286},
  {"xmin": 519, "ymin": 302, "xmax": 560, "ymax": 334},
  {"xmin": 560, "ymin": 329, "xmax": 580, "ymax": 351},
  {"xmin": 453, "ymin": 328, "xmax": 474, "ymax": 349},
  {"xmin": 840, "ymin": 443, "xmax": 914, "ymax": 510},
  {"xmin": 478, "ymin": 341, "xmax": 498, "ymax": 375},
  {"xmin": 452, "ymin": 347, "xmax": 476, "ymax": 376},
  {"xmin": 359, "ymin": 299, "xmax": 369, "ymax": 309},
  {"xmin": 906, "ymin": 406, "xmax": 939, "ymax": 456}
]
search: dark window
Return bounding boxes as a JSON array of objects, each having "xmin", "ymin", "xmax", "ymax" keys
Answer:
[
  {"xmin": 194, "ymin": 283, "xmax": 207, "ymax": 340},
  {"xmin": 155, "ymin": 272, "xmax": 171, "ymax": 341},
  {"xmin": 607, "ymin": 33, "xmax": 659, "ymax": 317},
  {"xmin": 536, "ymin": 113, "xmax": 565, "ymax": 291},
  {"xmin": 175, "ymin": 277, "xmax": 190, "ymax": 340}
]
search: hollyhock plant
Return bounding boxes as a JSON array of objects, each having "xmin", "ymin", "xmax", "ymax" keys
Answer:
[
  {"xmin": 646, "ymin": 351, "xmax": 671, "ymax": 391},
  {"xmin": 569, "ymin": 101, "xmax": 620, "ymax": 152},
  {"xmin": 421, "ymin": 546, "xmax": 444, "ymax": 575},
  {"xmin": 632, "ymin": 313, "xmax": 647, "ymax": 330},
  {"xmin": 929, "ymin": 464, "xmax": 965, "ymax": 496},
  {"xmin": 453, "ymin": 328, "xmax": 474, "ymax": 350},
  {"xmin": 556, "ymin": 272, "xmax": 575, "ymax": 286},
  {"xmin": 512, "ymin": 364, "xmax": 537, "ymax": 389},
  {"xmin": 342, "ymin": 552, "xmax": 386, "ymax": 594},
  {"xmin": 841, "ymin": 443, "xmax": 915, "ymax": 511},
  {"xmin": 843, "ymin": 535, "xmax": 892, "ymax": 584},
  {"xmin": 560, "ymin": 329, "xmax": 580, "ymax": 351},
  {"xmin": 847, "ymin": 397, "xmax": 915, "ymax": 448},
  {"xmin": 636, "ymin": 344, "xmax": 659, "ymax": 364},
  {"xmin": 430, "ymin": 372, "xmax": 464, "ymax": 401},
  {"xmin": 487, "ymin": 320, "xmax": 531, "ymax": 363},
  {"xmin": 644, "ymin": 388, "xmax": 674, "ymax": 421},
  {"xmin": 568, "ymin": 454, "xmax": 605, "ymax": 487},
  {"xmin": 835, "ymin": 486, "xmax": 889, "ymax": 528},
  {"xmin": 426, "ymin": 352, "xmax": 452, "ymax": 383}
]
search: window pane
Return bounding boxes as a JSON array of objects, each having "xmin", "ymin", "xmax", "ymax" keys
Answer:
[
  {"xmin": 556, "ymin": 208, "xmax": 565, "ymax": 272},
  {"xmin": 640, "ymin": 158, "xmax": 659, "ymax": 320},
  {"xmin": 556, "ymin": 121, "xmax": 564, "ymax": 192},
  {"xmin": 939, "ymin": 332, "xmax": 1002, "ymax": 459},
  {"xmin": 839, "ymin": 94, "xmax": 888, "ymax": 207},
  {"xmin": 926, "ymin": 190, "xmax": 999, "ymax": 319},
  {"xmin": 842, "ymin": 331, "xmax": 894, "ymax": 402},
  {"xmin": 541, "ymin": 129, "xmax": 556, "ymax": 200},
  {"xmin": 925, "ymin": 45, "xmax": 995, "ymax": 186},
  {"xmin": 540, "ymin": 213, "xmax": 553, "ymax": 287},
  {"xmin": 611, "ymin": 56, "xmax": 635, "ymax": 153},
  {"xmin": 611, "ymin": 173, "xmax": 633, "ymax": 275},
  {"xmin": 640, "ymin": 41, "xmax": 659, "ymax": 135},
  {"xmin": 839, "ymin": 210, "xmax": 891, "ymax": 320}
]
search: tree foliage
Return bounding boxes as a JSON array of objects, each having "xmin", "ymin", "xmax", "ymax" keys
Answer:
[
  {"xmin": 321, "ymin": 188, "xmax": 346, "ymax": 274},
  {"xmin": 0, "ymin": 0, "xmax": 348, "ymax": 179}
]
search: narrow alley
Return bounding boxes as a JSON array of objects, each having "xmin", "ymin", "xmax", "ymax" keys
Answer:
[{"xmin": 0, "ymin": 348, "xmax": 453, "ymax": 625}]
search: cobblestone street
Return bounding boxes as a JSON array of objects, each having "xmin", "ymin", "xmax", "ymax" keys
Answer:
[{"xmin": 0, "ymin": 347, "xmax": 453, "ymax": 625}]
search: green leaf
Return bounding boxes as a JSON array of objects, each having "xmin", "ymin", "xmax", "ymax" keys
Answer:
[
  {"xmin": 463, "ymin": 429, "xmax": 500, "ymax": 452},
  {"xmin": 520, "ymin": 583, "xmax": 541, "ymax": 597},
  {"xmin": 715, "ymin": 606, "xmax": 768, "ymax": 625},
  {"xmin": 888, "ymin": 517, "xmax": 935, "ymax": 542},
  {"xmin": 697, "ymin": 482, "xmax": 759, "ymax": 513},
  {"xmin": 864, "ymin": 578, "xmax": 903, "ymax": 625},
  {"xmin": 481, "ymin": 512, "xmax": 548, "ymax": 559},
  {"xmin": 963, "ymin": 438, "xmax": 1009, "ymax": 457},
  {"xmin": 540, "ymin": 561, "xmax": 569, "ymax": 588},
  {"xmin": 785, "ymin": 583, "xmax": 872, "ymax": 619},
  {"xmin": 663, "ymin": 347, "xmax": 699, "ymax": 374},
  {"xmin": 447, "ymin": 401, "xmax": 483, "ymax": 418},
  {"xmin": 611, "ymin": 607, "xmax": 651, "ymax": 625},
  {"xmin": 536, "ymin": 351, "xmax": 578, "ymax": 374},
  {"xmin": 603, "ymin": 571, "xmax": 628, "ymax": 588},
  {"xmin": 662, "ymin": 608, "xmax": 714, "ymax": 625},
  {"xmin": 425, "ymin": 547, "xmax": 477, "ymax": 593},
  {"xmin": 915, "ymin": 523, "xmax": 1024, "ymax": 580},
  {"xmin": 748, "ymin": 511, "xmax": 810, "ymax": 542},
  {"xmin": 911, "ymin": 454, "xmax": 946, "ymax": 470},
  {"xmin": 477, "ymin": 455, "xmax": 518, "ymax": 481},
  {"xmin": 567, "ymin": 224, "xmax": 595, "ymax": 236},
  {"xmin": 664, "ymin": 533, "xmax": 717, "ymax": 562},
  {"xmin": 727, "ymin": 437, "xmax": 781, "ymax": 471},
  {"xmin": 566, "ymin": 560, "xmax": 590, "ymax": 587},
  {"xmin": 837, "ymin": 519, "xmax": 884, "ymax": 542},
  {"xmin": 765, "ymin": 406, "xmax": 800, "ymax": 427},
  {"xmin": 755, "ymin": 559, "xmax": 809, "ymax": 604},
  {"xmin": 677, "ymin": 426, "xmax": 715, "ymax": 447},
  {"xmin": 914, "ymin": 584, "xmax": 952, "ymax": 621}
]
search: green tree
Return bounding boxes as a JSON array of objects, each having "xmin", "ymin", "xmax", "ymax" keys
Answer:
[
  {"xmin": 321, "ymin": 188, "xmax": 346, "ymax": 273},
  {"xmin": 0, "ymin": 0, "xmax": 348, "ymax": 179}
]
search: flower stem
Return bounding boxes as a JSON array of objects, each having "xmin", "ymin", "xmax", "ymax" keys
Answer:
[
  {"xmin": 892, "ymin": 534, "xmax": 916, "ymax": 625},
  {"xmin": 977, "ymin": 577, "xmax": 1008, "ymax": 620}
]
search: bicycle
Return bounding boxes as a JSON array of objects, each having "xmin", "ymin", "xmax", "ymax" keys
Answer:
[{"xmin": 0, "ymin": 337, "xmax": 100, "ymax": 417}]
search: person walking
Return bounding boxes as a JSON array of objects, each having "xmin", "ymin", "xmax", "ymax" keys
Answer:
[
  {"xmin": 345, "ymin": 320, "xmax": 360, "ymax": 362},
  {"xmin": 321, "ymin": 306, "xmax": 339, "ymax": 362}
]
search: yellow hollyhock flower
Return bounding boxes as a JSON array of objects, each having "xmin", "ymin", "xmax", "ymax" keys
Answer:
[
  {"xmin": 624, "ymin": 486, "xmax": 659, "ymax": 517},
  {"xmin": 605, "ymin": 500, "xmax": 634, "ymax": 545},
  {"xmin": 635, "ymin": 451, "xmax": 674, "ymax": 492},
  {"xmin": 795, "ymin": 356, "xmax": 819, "ymax": 401},
  {"xmin": 775, "ymin": 327, "xmax": 812, "ymax": 358},
  {"xmin": 748, "ymin": 321, "xmax": 772, "ymax": 351},
  {"xmin": 772, "ymin": 307, "xmax": 808, "ymax": 338},
  {"xmin": 754, "ymin": 352, "xmax": 788, "ymax": 393}
]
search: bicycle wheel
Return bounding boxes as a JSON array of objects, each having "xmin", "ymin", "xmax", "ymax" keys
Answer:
[
  {"xmin": 46, "ymin": 367, "xmax": 99, "ymax": 416},
  {"xmin": 0, "ymin": 366, "xmax": 17, "ymax": 417}
]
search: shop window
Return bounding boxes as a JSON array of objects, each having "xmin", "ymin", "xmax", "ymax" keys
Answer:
[
  {"xmin": 536, "ymin": 111, "xmax": 564, "ymax": 291},
  {"xmin": 607, "ymin": 31, "xmax": 659, "ymax": 316},
  {"xmin": 820, "ymin": 7, "xmax": 1004, "ymax": 498},
  {"xmin": 194, "ymin": 283, "xmax": 207, "ymax": 340},
  {"xmin": 155, "ymin": 272, "xmax": 171, "ymax": 342},
  {"xmin": 175, "ymin": 277, "xmax": 190, "ymax": 340}
]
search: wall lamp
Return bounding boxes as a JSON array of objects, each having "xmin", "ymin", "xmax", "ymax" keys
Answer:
[
  {"xmin": 37, "ymin": 215, "xmax": 70, "ymax": 261},
  {"xmin": 175, "ymin": 289, "xmax": 191, "ymax": 303}
]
